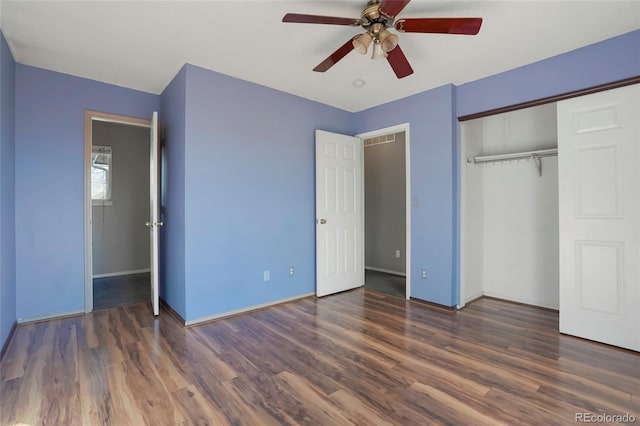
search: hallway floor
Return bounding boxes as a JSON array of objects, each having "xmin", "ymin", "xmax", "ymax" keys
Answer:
[
  {"xmin": 93, "ymin": 272, "xmax": 150, "ymax": 310},
  {"xmin": 364, "ymin": 269, "xmax": 406, "ymax": 298}
]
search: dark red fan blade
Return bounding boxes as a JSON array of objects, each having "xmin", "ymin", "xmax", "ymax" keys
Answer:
[
  {"xmin": 283, "ymin": 13, "xmax": 360, "ymax": 26},
  {"xmin": 313, "ymin": 38, "xmax": 356, "ymax": 73},
  {"xmin": 386, "ymin": 45, "xmax": 413, "ymax": 79},
  {"xmin": 379, "ymin": 0, "xmax": 412, "ymax": 18},
  {"xmin": 395, "ymin": 18, "xmax": 482, "ymax": 35}
]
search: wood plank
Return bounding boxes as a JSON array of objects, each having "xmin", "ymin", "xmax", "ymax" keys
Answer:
[
  {"xmin": 78, "ymin": 347, "xmax": 112, "ymax": 425},
  {"xmin": 40, "ymin": 320, "xmax": 81, "ymax": 424},
  {"xmin": 0, "ymin": 324, "xmax": 32, "ymax": 381},
  {"xmin": 275, "ymin": 371, "xmax": 354, "ymax": 424},
  {"xmin": 9, "ymin": 322, "xmax": 63, "ymax": 425},
  {"xmin": 102, "ymin": 361, "xmax": 148, "ymax": 425},
  {"xmin": 482, "ymin": 387, "xmax": 586, "ymax": 424},
  {"xmin": 172, "ymin": 385, "xmax": 230, "ymax": 426},
  {"xmin": 409, "ymin": 381, "xmax": 508, "ymax": 425},
  {"xmin": 0, "ymin": 377, "xmax": 22, "ymax": 425},
  {"xmin": 329, "ymin": 389, "xmax": 394, "ymax": 426}
]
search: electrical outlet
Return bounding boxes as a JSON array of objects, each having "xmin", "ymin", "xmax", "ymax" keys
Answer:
[
  {"xmin": 263, "ymin": 270, "xmax": 270, "ymax": 282},
  {"xmin": 421, "ymin": 269, "xmax": 427, "ymax": 279},
  {"xmin": 395, "ymin": 250, "xmax": 401, "ymax": 258},
  {"xmin": 289, "ymin": 266, "xmax": 294, "ymax": 276}
]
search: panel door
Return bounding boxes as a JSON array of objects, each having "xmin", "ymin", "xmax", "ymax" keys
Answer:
[
  {"xmin": 315, "ymin": 130, "xmax": 364, "ymax": 297},
  {"xmin": 558, "ymin": 84, "xmax": 640, "ymax": 351}
]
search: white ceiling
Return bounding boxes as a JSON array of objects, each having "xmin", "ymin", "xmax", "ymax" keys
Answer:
[{"xmin": 1, "ymin": 1, "xmax": 639, "ymax": 112}]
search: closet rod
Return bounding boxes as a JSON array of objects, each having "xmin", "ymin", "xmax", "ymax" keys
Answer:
[{"xmin": 467, "ymin": 148, "xmax": 558, "ymax": 165}]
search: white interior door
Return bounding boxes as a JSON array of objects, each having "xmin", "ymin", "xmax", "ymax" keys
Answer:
[
  {"xmin": 316, "ymin": 130, "xmax": 364, "ymax": 297},
  {"xmin": 558, "ymin": 84, "xmax": 640, "ymax": 351},
  {"xmin": 148, "ymin": 111, "xmax": 161, "ymax": 316}
]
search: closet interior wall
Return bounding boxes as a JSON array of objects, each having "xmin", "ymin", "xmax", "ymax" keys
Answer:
[{"xmin": 461, "ymin": 104, "xmax": 560, "ymax": 309}]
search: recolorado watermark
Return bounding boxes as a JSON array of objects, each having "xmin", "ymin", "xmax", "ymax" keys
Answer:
[{"xmin": 576, "ymin": 413, "xmax": 637, "ymax": 423}]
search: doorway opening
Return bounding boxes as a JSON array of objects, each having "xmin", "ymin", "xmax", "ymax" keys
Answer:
[
  {"xmin": 83, "ymin": 111, "xmax": 153, "ymax": 313},
  {"xmin": 357, "ymin": 124, "xmax": 411, "ymax": 299}
]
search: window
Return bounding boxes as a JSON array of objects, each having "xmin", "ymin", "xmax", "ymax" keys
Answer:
[{"xmin": 91, "ymin": 145, "xmax": 112, "ymax": 204}]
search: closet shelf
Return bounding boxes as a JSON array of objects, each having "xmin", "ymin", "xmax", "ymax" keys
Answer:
[{"xmin": 467, "ymin": 148, "xmax": 557, "ymax": 177}]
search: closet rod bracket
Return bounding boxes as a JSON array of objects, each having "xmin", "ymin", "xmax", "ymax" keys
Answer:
[{"xmin": 533, "ymin": 156, "xmax": 542, "ymax": 177}]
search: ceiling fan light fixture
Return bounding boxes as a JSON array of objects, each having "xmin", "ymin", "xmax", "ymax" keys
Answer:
[
  {"xmin": 379, "ymin": 29, "xmax": 398, "ymax": 52},
  {"xmin": 352, "ymin": 32, "xmax": 373, "ymax": 54},
  {"xmin": 371, "ymin": 39, "xmax": 387, "ymax": 60}
]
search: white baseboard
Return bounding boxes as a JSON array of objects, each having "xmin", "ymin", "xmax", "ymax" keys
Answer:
[
  {"xmin": 17, "ymin": 309, "xmax": 85, "ymax": 325},
  {"xmin": 185, "ymin": 292, "xmax": 315, "ymax": 326},
  {"xmin": 463, "ymin": 291, "xmax": 484, "ymax": 305},
  {"xmin": 365, "ymin": 266, "xmax": 406, "ymax": 277},
  {"xmin": 93, "ymin": 268, "xmax": 150, "ymax": 279},
  {"xmin": 482, "ymin": 291, "xmax": 559, "ymax": 310}
]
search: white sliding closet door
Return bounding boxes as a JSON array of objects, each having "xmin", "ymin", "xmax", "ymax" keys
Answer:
[{"xmin": 558, "ymin": 84, "xmax": 640, "ymax": 351}]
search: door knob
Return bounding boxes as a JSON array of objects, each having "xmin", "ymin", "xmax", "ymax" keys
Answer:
[{"xmin": 319, "ymin": 218, "xmax": 327, "ymax": 224}]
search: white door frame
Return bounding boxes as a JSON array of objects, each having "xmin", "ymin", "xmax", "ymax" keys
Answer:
[
  {"xmin": 356, "ymin": 123, "xmax": 411, "ymax": 300},
  {"xmin": 83, "ymin": 110, "xmax": 152, "ymax": 313}
]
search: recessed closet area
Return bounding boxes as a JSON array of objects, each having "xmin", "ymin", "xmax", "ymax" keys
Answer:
[
  {"xmin": 461, "ymin": 84, "xmax": 640, "ymax": 351},
  {"xmin": 460, "ymin": 103, "xmax": 559, "ymax": 309}
]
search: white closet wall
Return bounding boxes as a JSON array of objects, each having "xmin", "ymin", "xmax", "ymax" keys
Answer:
[
  {"xmin": 461, "ymin": 104, "xmax": 560, "ymax": 309},
  {"xmin": 461, "ymin": 121, "xmax": 484, "ymax": 302}
]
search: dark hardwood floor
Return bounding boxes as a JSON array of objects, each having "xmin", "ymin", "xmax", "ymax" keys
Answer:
[{"xmin": 1, "ymin": 289, "xmax": 639, "ymax": 425}]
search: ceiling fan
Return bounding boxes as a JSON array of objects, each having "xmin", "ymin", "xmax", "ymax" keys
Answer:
[{"xmin": 282, "ymin": 0, "xmax": 482, "ymax": 79}]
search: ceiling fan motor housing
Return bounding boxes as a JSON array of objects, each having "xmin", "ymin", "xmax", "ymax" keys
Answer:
[{"xmin": 361, "ymin": 1, "xmax": 394, "ymax": 29}]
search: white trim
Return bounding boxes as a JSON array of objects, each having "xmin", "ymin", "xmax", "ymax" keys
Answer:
[
  {"xmin": 357, "ymin": 123, "xmax": 409, "ymax": 138},
  {"xmin": 482, "ymin": 291, "xmax": 559, "ymax": 311},
  {"xmin": 92, "ymin": 116, "xmax": 151, "ymax": 128},
  {"xmin": 356, "ymin": 123, "xmax": 411, "ymax": 300},
  {"xmin": 17, "ymin": 310, "xmax": 84, "ymax": 325},
  {"xmin": 84, "ymin": 114, "xmax": 92, "ymax": 313},
  {"xmin": 185, "ymin": 293, "xmax": 314, "ymax": 326},
  {"xmin": 92, "ymin": 268, "xmax": 151, "ymax": 279},
  {"xmin": 365, "ymin": 266, "xmax": 406, "ymax": 277},
  {"xmin": 84, "ymin": 111, "xmax": 152, "ymax": 314}
]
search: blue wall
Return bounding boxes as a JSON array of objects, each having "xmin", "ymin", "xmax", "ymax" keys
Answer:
[
  {"xmin": 354, "ymin": 85, "xmax": 458, "ymax": 306},
  {"xmin": 14, "ymin": 65, "xmax": 159, "ymax": 320},
  {"xmin": 159, "ymin": 67, "xmax": 187, "ymax": 318},
  {"xmin": 0, "ymin": 31, "xmax": 16, "ymax": 349},
  {"xmin": 181, "ymin": 65, "xmax": 353, "ymax": 321},
  {"xmin": 457, "ymin": 29, "xmax": 640, "ymax": 117}
]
